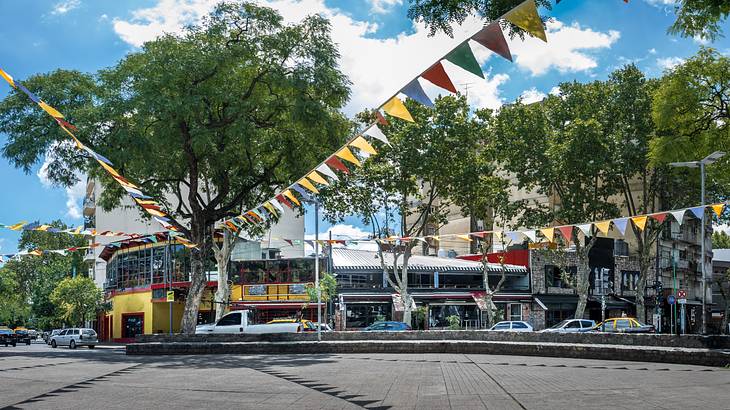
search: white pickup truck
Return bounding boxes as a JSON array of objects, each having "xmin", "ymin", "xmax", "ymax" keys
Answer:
[{"xmin": 195, "ymin": 310, "xmax": 301, "ymax": 335}]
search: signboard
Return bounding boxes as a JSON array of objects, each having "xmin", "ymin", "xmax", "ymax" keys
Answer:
[
  {"xmin": 667, "ymin": 294, "xmax": 676, "ymax": 305},
  {"xmin": 289, "ymin": 284, "xmax": 307, "ymax": 294},
  {"xmin": 248, "ymin": 285, "xmax": 266, "ymax": 295},
  {"xmin": 166, "ymin": 290, "xmax": 175, "ymax": 302},
  {"xmin": 677, "ymin": 289, "xmax": 686, "ymax": 299},
  {"xmin": 678, "ymin": 298, "xmax": 687, "ymax": 304}
]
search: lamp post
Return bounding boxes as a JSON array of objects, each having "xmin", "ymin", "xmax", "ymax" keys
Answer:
[{"xmin": 670, "ymin": 151, "xmax": 725, "ymax": 334}]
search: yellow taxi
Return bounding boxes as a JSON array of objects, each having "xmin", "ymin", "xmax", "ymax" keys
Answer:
[
  {"xmin": 267, "ymin": 318, "xmax": 317, "ymax": 331},
  {"xmin": 592, "ymin": 317, "xmax": 655, "ymax": 333}
]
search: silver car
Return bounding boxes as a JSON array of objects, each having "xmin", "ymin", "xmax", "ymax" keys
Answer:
[
  {"xmin": 50, "ymin": 328, "xmax": 98, "ymax": 349},
  {"xmin": 540, "ymin": 319, "xmax": 596, "ymax": 333}
]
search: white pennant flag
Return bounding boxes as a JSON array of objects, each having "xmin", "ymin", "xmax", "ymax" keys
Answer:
[
  {"xmin": 577, "ymin": 223, "xmax": 593, "ymax": 237},
  {"xmin": 316, "ymin": 163, "xmax": 339, "ymax": 181},
  {"xmin": 523, "ymin": 230, "xmax": 537, "ymax": 242},
  {"xmin": 671, "ymin": 209, "xmax": 687, "ymax": 225},
  {"xmin": 364, "ymin": 124, "xmax": 389, "ymax": 144},
  {"xmin": 507, "ymin": 231, "xmax": 523, "ymax": 243},
  {"xmin": 270, "ymin": 199, "xmax": 285, "ymax": 214}
]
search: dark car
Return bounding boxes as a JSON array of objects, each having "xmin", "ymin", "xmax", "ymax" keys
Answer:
[
  {"xmin": 363, "ymin": 321, "xmax": 411, "ymax": 332},
  {"xmin": 591, "ymin": 318, "xmax": 655, "ymax": 333},
  {"xmin": 13, "ymin": 328, "xmax": 32, "ymax": 345},
  {"xmin": 0, "ymin": 327, "xmax": 16, "ymax": 347}
]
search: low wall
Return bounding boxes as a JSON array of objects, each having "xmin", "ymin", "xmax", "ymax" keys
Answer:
[
  {"xmin": 134, "ymin": 330, "xmax": 730, "ymax": 349},
  {"xmin": 126, "ymin": 339, "xmax": 730, "ymax": 367}
]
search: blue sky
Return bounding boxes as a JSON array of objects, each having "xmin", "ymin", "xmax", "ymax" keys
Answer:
[{"xmin": 0, "ymin": 0, "xmax": 729, "ymax": 253}]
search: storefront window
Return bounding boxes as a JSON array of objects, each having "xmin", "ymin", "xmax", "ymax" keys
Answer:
[
  {"xmin": 545, "ymin": 265, "xmax": 575, "ymax": 289},
  {"xmin": 345, "ymin": 303, "xmax": 391, "ymax": 328},
  {"xmin": 429, "ymin": 305, "xmax": 480, "ymax": 329},
  {"xmin": 509, "ymin": 304, "xmax": 522, "ymax": 321},
  {"xmin": 545, "ymin": 303, "xmax": 575, "ymax": 327}
]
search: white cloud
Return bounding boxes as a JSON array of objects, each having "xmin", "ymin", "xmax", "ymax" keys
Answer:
[
  {"xmin": 519, "ymin": 87, "xmax": 546, "ymax": 104},
  {"xmin": 304, "ymin": 224, "xmax": 378, "ymax": 253},
  {"xmin": 648, "ymin": 48, "xmax": 657, "ymax": 54},
  {"xmin": 643, "ymin": 0, "xmax": 677, "ymax": 6},
  {"xmin": 37, "ymin": 146, "xmax": 86, "ymax": 220},
  {"xmin": 549, "ymin": 86, "xmax": 561, "ymax": 96},
  {"xmin": 657, "ymin": 56, "xmax": 684, "ymax": 71},
  {"xmin": 51, "ymin": 0, "xmax": 81, "ymax": 15},
  {"xmin": 693, "ymin": 34, "xmax": 710, "ymax": 45},
  {"xmin": 509, "ymin": 20, "xmax": 620, "ymax": 76},
  {"xmin": 370, "ymin": 0, "xmax": 402, "ymax": 14}
]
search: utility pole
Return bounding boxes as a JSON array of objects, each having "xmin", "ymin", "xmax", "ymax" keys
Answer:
[{"xmin": 315, "ymin": 201, "xmax": 321, "ymax": 342}]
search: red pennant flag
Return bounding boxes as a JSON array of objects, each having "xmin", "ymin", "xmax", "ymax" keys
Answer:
[
  {"xmin": 470, "ymin": 231, "xmax": 488, "ymax": 238},
  {"xmin": 55, "ymin": 117, "xmax": 78, "ymax": 132},
  {"xmin": 284, "ymin": 239, "xmax": 293, "ymax": 246},
  {"xmin": 275, "ymin": 194, "xmax": 294, "ymax": 209},
  {"xmin": 557, "ymin": 226, "xmax": 573, "ymax": 243},
  {"xmin": 650, "ymin": 212, "xmax": 668, "ymax": 223},
  {"xmin": 421, "ymin": 62, "xmax": 457, "ymax": 93},
  {"xmin": 325, "ymin": 155, "xmax": 350, "ymax": 174},
  {"xmin": 471, "ymin": 22, "xmax": 512, "ymax": 62},
  {"xmin": 376, "ymin": 111, "xmax": 389, "ymax": 126}
]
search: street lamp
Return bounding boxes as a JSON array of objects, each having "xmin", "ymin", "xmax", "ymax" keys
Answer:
[{"xmin": 670, "ymin": 151, "xmax": 726, "ymax": 334}]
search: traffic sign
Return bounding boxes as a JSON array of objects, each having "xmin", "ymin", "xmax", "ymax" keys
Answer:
[
  {"xmin": 668, "ymin": 295, "xmax": 676, "ymax": 305},
  {"xmin": 677, "ymin": 289, "xmax": 686, "ymax": 299},
  {"xmin": 678, "ymin": 298, "xmax": 687, "ymax": 305},
  {"xmin": 166, "ymin": 290, "xmax": 175, "ymax": 302}
]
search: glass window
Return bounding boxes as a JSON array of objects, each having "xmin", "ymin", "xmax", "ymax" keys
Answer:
[
  {"xmin": 82, "ymin": 329, "xmax": 96, "ymax": 336},
  {"xmin": 616, "ymin": 319, "xmax": 631, "ymax": 330},
  {"xmin": 72, "ymin": 329, "xmax": 80, "ymax": 335},
  {"xmin": 509, "ymin": 304, "xmax": 522, "ymax": 321},
  {"xmin": 59, "ymin": 330, "xmax": 68, "ymax": 336},
  {"xmin": 346, "ymin": 303, "xmax": 391, "ymax": 328},
  {"xmin": 581, "ymin": 320, "xmax": 594, "ymax": 328},
  {"xmin": 512, "ymin": 322, "xmax": 528, "ymax": 329},
  {"xmin": 217, "ymin": 313, "xmax": 241, "ymax": 326},
  {"xmin": 493, "ymin": 323, "xmax": 510, "ymax": 330},
  {"xmin": 368, "ymin": 323, "xmax": 386, "ymax": 330},
  {"xmin": 545, "ymin": 265, "xmax": 575, "ymax": 288},
  {"xmin": 602, "ymin": 320, "xmax": 615, "ymax": 331},
  {"xmin": 566, "ymin": 320, "xmax": 582, "ymax": 329}
]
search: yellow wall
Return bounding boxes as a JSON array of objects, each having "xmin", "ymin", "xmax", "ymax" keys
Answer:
[
  {"xmin": 109, "ymin": 291, "xmax": 153, "ymax": 339},
  {"xmin": 152, "ymin": 302, "xmax": 185, "ymax": 334}
]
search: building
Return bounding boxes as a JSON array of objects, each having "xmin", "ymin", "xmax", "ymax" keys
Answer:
[{"xmin": 711, "ymin": 248, "xmax": 730, "ymax": 334}]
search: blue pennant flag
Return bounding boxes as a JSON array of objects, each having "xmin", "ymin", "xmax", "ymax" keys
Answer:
[{"xmin": 401, "ymin": 79, "xmax": 434, "ymax": 107}]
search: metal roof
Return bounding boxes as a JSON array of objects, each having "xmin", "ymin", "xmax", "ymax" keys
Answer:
[{"xmin": 331, "ymin": 248, "xmax": 527, "ymax": 274}]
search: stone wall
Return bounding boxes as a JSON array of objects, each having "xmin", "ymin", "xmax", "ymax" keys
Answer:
[{"xmin": 530, "ymin": 249, "xmax": 579, "ymax": 294}]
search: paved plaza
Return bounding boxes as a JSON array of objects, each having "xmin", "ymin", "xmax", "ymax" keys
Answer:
[{"xmin": 0, "ymin": 343, "xmax": 728, "ymax": 409}]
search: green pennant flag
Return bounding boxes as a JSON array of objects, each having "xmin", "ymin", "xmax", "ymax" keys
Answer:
[{"xmin": 446, "ymin": 42, "xmax": 484, "ymax": 79}]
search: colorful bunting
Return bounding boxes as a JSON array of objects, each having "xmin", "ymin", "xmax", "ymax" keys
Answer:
[
  {"xmin": 689, "ymin": 206, "xmax": 705, "ymax": 220},
  {"xmin": 335, "ymin": 147, "xmax": 362, "ymax": 167},
  {"xmin": 446, "ymin": 42, "xmax": 484, "ymax": 78},
  {"xmin": 557, "ymin": 226, "xmax": 573, "ymax": 243},
  {"xmin": 297, "ymin": 178, "xmax": 320, "ymax": 194},
  {"xmin": 613, "ymin": 218, "xmax": 629, "ymax": 235},
  {"xmin": 712, "ymin": 204, "xmax": 725, "ymax": 218},
  {"xmin": 456, "ymin": 234, "xmax": 472, "ymax": 242},
  {"xmin": 283, "ymin": 189, "xmax": 301, "ymax": 206},
  {"xmin": 376, "ymin": 111, "xmax": 389, "ymax": 126},
  {"xmin": 523, "ymin": 230, "xmax": 537, "ymax": 242},
  {"xmin": 0, "ymin": 69, "xmax": 14, "ymax": 87},
  {"xmin": 325, "ymin": 155, "xmax": 350, "ymax": 174},
  {"xmin": 471, "ymin": 22, "xmax": 513, "ymax": 62},
  {"xmin": 540, "ymin": 227, "xmax": 555, "ymax": 242},
  {"xmin": 421, "ymin": 62, "xmax": 457, "ymax": 93},
  {"xmin": 364, "ymin": 124, "xmax": 389, "ymax": 145},
  {"xmin": 577, "ymin": 223, "xmax": 593, "ymax": 237},
  {"xmin": 650, "ymin": 212, "xmax": 668, "ymax": 224},
  {"xmin": 506, "ymin": 231, "xmax": 523, "ymax": 243},
  {"xmin": 401, "ymin": 79, "xmax": 433, "ymax": 107},
  {"xmin": 382, "ymin": 97, "xmax": 414, "ymax": 122},
  {"xmin": 671, "ymin": 209, "xmax": 686, "ymax": 225},
  {"xmin": 595, "ymin": 220, "xmax": 611, "ymax": 235},
  {"xmin": 349, "ymin": 136, "xmax": 378, "ymax": 156},
  {"xmin": 631, "ymin": 216, "xmax": 648, "ymax": 231},
  {"xmin": 504, "ymin": 0, "xmax": 547, "ymax": 42},
  {"xmin": 307, "ymin": 171, "xmax": 330, "ymax": 186},
  {"xmin": 316, "ymin": 164, "xmax": 339, "ymax": 181}
]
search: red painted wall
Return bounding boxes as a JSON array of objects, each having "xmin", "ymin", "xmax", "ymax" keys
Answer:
[{"xmin": 457, "ymin": 249, "xmax": 530, "ymax": 268}]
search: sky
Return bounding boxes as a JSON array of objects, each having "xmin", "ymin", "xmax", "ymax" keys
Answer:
[{"xmin": 0, "ymin": 0, "xmax": 729, "ymax": 254}]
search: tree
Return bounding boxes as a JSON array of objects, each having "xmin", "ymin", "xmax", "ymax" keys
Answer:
[
  {"xmin": 713, "ymin": 231, "xmax": 730, "ymax": 249},
  {"xmin": 211, "ymin": 229, "xmax": 237, "ymax": 322},
  {"xmin": 714, "ymin": 267, "xmax": 730, "ymax": 334},
  {"xmin": 319, "ymin": 95, "xmax": 485, "ymax": 325},
  {"xmin": 0, "ymin": 267, "xmax": 27, "ymax": 327},
  {"xmin": 50, "ymin": 276, "xmax": 103, "ymax": 326},
  {"xmin": 668, "ymin": 0, "xmax": 730, "ymax": 42},
  {"xmin": 407, "ymin": 0, "xmax": 552, "ymax": 37},
  {"xmin": 0, "ymin": 3, "xmax": 352, "ymax": 333}
]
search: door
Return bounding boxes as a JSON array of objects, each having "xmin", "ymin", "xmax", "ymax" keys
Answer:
[
  {"xmin": 122, "ymin": 313, "xmax": 145, "ymax": 339},
  {"xmin": 56, "ymin": 329, "xmax": 69, "ymax": 345},
  {"xmin": 213, "ymin": 312, "xmax": 243, "ymax": 333}
]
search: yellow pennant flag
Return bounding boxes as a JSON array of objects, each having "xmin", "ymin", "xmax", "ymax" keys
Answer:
[
  {"xmin": 307, "ymin": 171, "xmax": 329, "ymax": 186},
  {"xmin": 37, "ymin": 225, "xmax": 50, "ymax": 231},
  {"xmin": 382, "ymin": 97, "xmax": 414, "ymax": 122},
  {"xmin": 283, "ymin": 189, "xmax": 300, "ymax": 206},
  {"xmin": 539, "ymin": 227, "xmax": 555, "ymax": 242},
  {"xmin": 504, "ymin": 0, "xmax": 547, "ymax": 42},
  {"xmin": 38, "ymin": 101, "xmax": 65, "ymax": 119},
  {"xmin": 631, "ymin": 216, "xmax": 648, "ymax": 231},
  {"xmin": 0, "ymin": 68, "xmax": 15, "ymax": 87},
  {"xmin": 336, "ymin": 147, "xmax": 361, "ymax": 166},
  {"xmin": 8, "ymin": 221, "xmax": 27, "ymax": 231},
  {"xmin": 456, "ymin": 234, "xmax": 472, "ymax": 242},
  {"xmin": 298, "ymin": 178, "xmax": 320, "ymax": 194},
  {"xmin": 263, "ymin": 202, "xmax": 278, "ymax": 215},
  {"xmin": 711, "ymin": 204, "xmax": 725, "ymax": 218},
  {"xmin": 595, "ymin": 220, "xmax": 612, "ymax": 235},
  {"xmin": 349, "ymin": 136, "xmax": 377, "ymax": 155}
]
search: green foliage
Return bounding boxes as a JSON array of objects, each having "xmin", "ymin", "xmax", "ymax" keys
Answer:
[
  {"xmin": 668, "ymin": 0, "xmax": 730, "ymax": 41},
  {"xmin": 407, "ymin": 0, "xmax": 552, "ymax": 37},
  {"xmin": 447, "ymin": 314, "xmax": 461, "ymax": 330},
  {"xmin": 306, "ymin": 272, "xmax": 338, "ymax": 303},
  {"xmin": 50, "ymin": 276, "xmax": 103, "ymax": 326},
  {"xmin": 0, "ymin": 267, "xmax": 28, "ymax": 327},
  {"xmin": 713, "ymin": 231, "xmax": 730, "ymax": 249},
  {"xmin": 413, "ymin": 305, "xmax": 428, "ymax": 329}
]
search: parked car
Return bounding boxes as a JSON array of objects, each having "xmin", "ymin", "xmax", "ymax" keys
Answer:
[
  {"xmin": 591, "ymin": 318, "xmax": 655, "ymax": 333},
  {"xmin": 540, "ymin": 319, "xmax": 596, "ymax": 333},
  {"xmin": 314, "ymin": 323, "xmax": 333, "ymax": 332},
  {"xmin": 46, "ymin": 329, "xmax": 62, "ymax": 345},
  {"xmin": 363, "ymin": 321, "xmax": 411, "ymax": 332},
  {"xmin": 488, "ymin": 321, "xmax": 534, "ymax": 332},
  {"xmin": 27, "ymin": 329, "xmax": 38, "ymax": 340},
  {"xmin": 13, "ymin": 328, "xmax": 32, "ymax": 345},
  {"xmin": 0, "ymin": 326, "xmax": 16, "ymax": 347},
  {"xmin": 196, "ymin": 310, "xmax": 301, "ymax": 334},
  {"xmin": 50, "ymin": 328, "xmax": 98, "ymax": 349}
]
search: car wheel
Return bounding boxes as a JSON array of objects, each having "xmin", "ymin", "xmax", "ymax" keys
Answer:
[
  {"xmin": 69, "ymin": 340, "xmax": 76, "ymax": 349},
  {"xmin": 11, "ymin": 341, "xmax": 16, "ymax": 347},
  {"xmin": 51, "ymin": 340, "xmax": 57, "ymax": 348},
  {"xmin": 26, "ymin": 340, "xmax": 31, "ymax": 345},
  {"xmin": 88, "ymin": 345, "xmax": 95, "ymax": 349}
]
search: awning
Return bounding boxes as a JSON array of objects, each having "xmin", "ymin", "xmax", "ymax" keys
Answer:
[{"xmin": 534, "ymin": 297, "xmax": 548, "ymax": 311}]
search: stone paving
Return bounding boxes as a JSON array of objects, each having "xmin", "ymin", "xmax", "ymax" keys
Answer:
[{"xmin": 1, "ymin": 342, "xmax": 729, "ymax": 409}]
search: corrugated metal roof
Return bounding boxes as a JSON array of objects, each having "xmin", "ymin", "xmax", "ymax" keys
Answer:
[{"xmin": 331, "ymin": 248, "xmax": 527, "ymax": 274}]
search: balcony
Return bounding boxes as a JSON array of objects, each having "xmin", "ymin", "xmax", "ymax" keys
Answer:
[{"xmin": 83, "ymin": 248, "xmax": 96, "ymax": 262}]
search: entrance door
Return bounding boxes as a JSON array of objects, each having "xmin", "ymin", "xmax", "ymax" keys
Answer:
[{"xmin": 122, "ymin": 313, "xmax": 144, "ymax": 339}]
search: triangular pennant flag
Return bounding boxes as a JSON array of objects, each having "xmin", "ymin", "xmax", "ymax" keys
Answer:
[
  {"xmin": 472, "ymin": 22, "xmax": 513, "ymax": 62},
  {"xmin": 557, "ymin": 226, "xmax": 573, "ymax": 243},
  {"xmin": 577, "ymin": 223, "xmax": 593, "ymax": 237},
  {"xmin": 291, "ymin": 184, "xmax": 315, "ymax": 202},
  {"xmin": 376, "ymin": 111, "xmax": 389, "ymax": 126},
  {"xmin": 349, "ymin": 136, "xmax": 377, "ymax": 155},
  {"xmin": 421, "ymin": 62, "xmax": 457, "ymax": 93},
  {"xmin": 307, "ymin": 171, "xmax": 330, "ymax": 186},
  {"xmin": 263, "ymin": 202, "xmax": 278, "ymax": 216},
  {"xmin": 612, "ymin": 218, "xmax": 629, "ymax": 236},
  {"xmin": 0, "ymin": 68, "xmax": 15, "ymax": 87},
  {"xmin": 446, "ymin": 42, "xmax": 484, "ymax": 78},
  {"xmin": 671, "ymin": 209, "xmax": 686, "ymax": 225},
  {"xmin": 712, "ymin": 204, "xmax": 725, "ymax": 218},
  {"xmin": 650, "ymin": 212, "xmax": 668, "ymax": 223},
  {"xmin": 38, "ymin": 101, "xmax": 64, "ymax": 119},
  {"xmin": 8, "ymin": 221, "xmax": 27, "ymax": 231},
  {"xmin": 523, "ymin": 230, "xmax": 537, "ymax": 242},
  {"xmin": 631, "ymin": 216, "xmax": 648, "ymax": 231},
  {"xmin": 456, "ymin": 234, "xmax": 472, "ymax": 242},
  {"xmin": 595, "ymin": 220, "xmax": 611, "ymax": 235},
  {"xmin": 504, "ymin": 0, "xmax": 547, "ymax": 42},
  {"xmin": 470, "ymin": 231, "xmax": 488, "ymax": 239},
  {"xmin": 283, "ymin": 189, "xmax": 301, "ymax": 206},
  {"xmin": 297, "ymin": 178, "xmax": 320, "ymax": 194},
  {"xmin": 540, "ymin": 227, "xmax": 555, "ymax": 242},
  {"xmin": 363, "ymin": 124, "xmax": 389, "ymax": 145},
  {"xmin": 689, "ymin": 206, "xmax": 705, "ymax": 220},
  {"xmin": 506, "ymin": 231, "xmax": 523, "ymax": 243},
  {"xmin": 336, "ymin": 147, "xmax": 361, "ymax": 166},
  {"xmin": 382, "ymin": 97, "xmax": 414, "ymax": 122},
  {"xmin": 270, "ymin": 199, "xmax": 285, "ymax": 214},
  {"xmin": 315, "ymin": 164, "xmax": 339, "ymax": 181},
  {"xmin": 401, "ymin": 79, "xmax": 433, "ymax": 107},
  {"xmin": 325, "ymin": 155, "xmax": 350, "ymax": 174}
]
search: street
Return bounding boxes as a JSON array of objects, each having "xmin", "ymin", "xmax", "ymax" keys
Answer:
[{"xmin": 0, "ymin": 343, "xmax": 728, "ymax": 409}]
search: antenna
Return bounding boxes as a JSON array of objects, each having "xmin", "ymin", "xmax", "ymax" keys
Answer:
[{"xmin": 460, "ymin": 82, "xmax": 474, "ymax": 98}]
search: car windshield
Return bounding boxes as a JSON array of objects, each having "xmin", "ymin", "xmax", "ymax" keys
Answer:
[{"xmin": 549, "ymin": 320, "xmax": 571, "ymax": 329}]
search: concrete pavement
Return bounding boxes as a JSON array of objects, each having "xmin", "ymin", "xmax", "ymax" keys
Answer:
[{"xmin": 1, "ymin": 342, "xmax": 729, "ymax": 409}]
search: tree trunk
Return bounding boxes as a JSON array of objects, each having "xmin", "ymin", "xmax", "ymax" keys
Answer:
[
  {"xmin": 401, "ymin": 245, "xmax": 413, "ymax": 326},
  {"xmin": 572, "ymin": 236, "xmax": 596, "ymax": 320},
  {"xmin": 484, "ymin": 293, "xmax": 496, "ymax": 328},
  {"xmin": 213, "ymin": 229, "xmax": 236, "ymax": 322},
  {"xmin": 180, "ymin": 223, "xmax": 211, "ymax": 334},
  {"xmin": 575, "ymin": 293, "xmax": 588, "ymax": 319}
]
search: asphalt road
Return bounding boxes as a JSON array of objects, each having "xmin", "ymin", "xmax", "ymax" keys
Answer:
[{"xmin": 1, "ymin": 341, "xmax": 729, "ymax": 409}]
